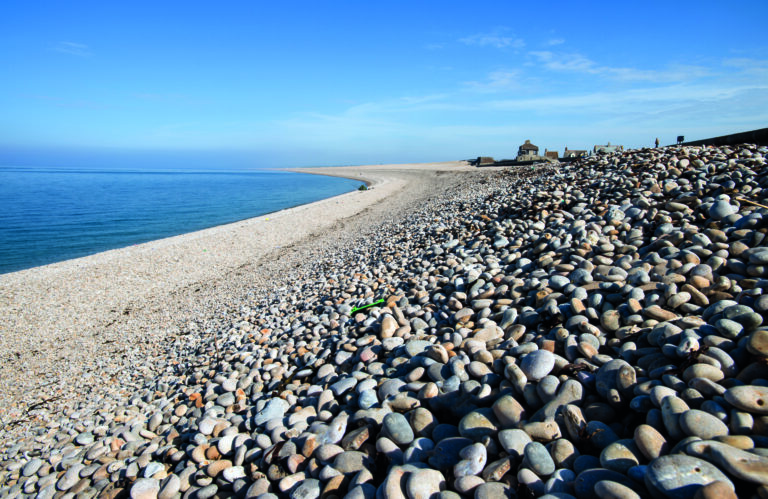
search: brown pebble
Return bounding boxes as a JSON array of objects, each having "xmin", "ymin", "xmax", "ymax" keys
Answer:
[
  {"xmin": 694, "ymin": 480, "xmax": 737, "ymax": 499},
  {"xmin": 205, "ymin": 459, "xmax": 232, "ymax": 478}
]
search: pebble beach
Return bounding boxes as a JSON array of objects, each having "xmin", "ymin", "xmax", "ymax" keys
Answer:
[{"xmin": 3, "ymin": 144, "xmax": 768, "ymax": 498}]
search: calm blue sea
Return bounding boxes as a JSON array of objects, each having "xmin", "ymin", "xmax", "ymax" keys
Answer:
[{"xmin": 0, "ymin": 166, "xmax": 361, "ymax": 274}]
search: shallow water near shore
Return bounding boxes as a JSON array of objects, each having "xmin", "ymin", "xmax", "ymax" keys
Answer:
[{"xmin": 0, "ymin": 165, "xmax": 360, "ymax": 274}]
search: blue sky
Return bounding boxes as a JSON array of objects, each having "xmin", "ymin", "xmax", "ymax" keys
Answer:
[{"xmin": 1, "ymin": 1, "xmax": 766, "ymax": 168}]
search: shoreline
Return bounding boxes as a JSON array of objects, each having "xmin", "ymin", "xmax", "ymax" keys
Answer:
[
  {"xmin": 0, "ymin": 167, "xmax": 360, "ymax": 277},
  {"xmin": 0, "ymin": 160, "xmax": 473, "ymax": 421}
]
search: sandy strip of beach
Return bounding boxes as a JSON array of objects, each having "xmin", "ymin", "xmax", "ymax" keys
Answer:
[{"xmin": 0, "ymin": 161, "xmax": 476, "ymax": 421}]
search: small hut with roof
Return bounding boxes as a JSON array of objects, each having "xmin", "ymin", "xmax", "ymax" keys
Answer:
[{"xmin": 516, "ymin": 140, "xmax": 541, "ymax": 161}]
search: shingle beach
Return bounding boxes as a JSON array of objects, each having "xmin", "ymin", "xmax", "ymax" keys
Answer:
[{"xmin": 3, "ymin": 146, "xmax": 768, "ymax": 498}]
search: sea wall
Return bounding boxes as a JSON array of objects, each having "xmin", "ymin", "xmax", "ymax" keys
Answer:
[{"xmin": 680, "ymin": 127, "xmax": 768, "ymax": 147}]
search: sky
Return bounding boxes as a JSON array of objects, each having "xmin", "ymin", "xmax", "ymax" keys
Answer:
[{"xmin": 1, "ymin": 1, "xmax": 767, "ymax": 168}]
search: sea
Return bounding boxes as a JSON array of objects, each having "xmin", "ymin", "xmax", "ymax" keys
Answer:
[{"xmin": 0, "ymin": 166, "xmax": 361, "ymax": 275}]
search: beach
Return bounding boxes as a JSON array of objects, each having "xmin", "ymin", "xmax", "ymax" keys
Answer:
[
  {"xmin": 4, "ymin": 146, "xmax": 768, "ymax": 498},
  {"xmin": 0, "ymin": 161, "xmax": 475, "ymax": 423}
]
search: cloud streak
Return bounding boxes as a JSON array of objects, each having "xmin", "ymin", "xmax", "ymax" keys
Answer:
[
  {"xmin": 53, "ymin": 41, "xmax": 91, "ymax": 57},
  {"xmin": 528, "ymin": 50, "xmax": 710, "ymax": 82},
  {"xmin": 463, "ymin": 70, "xmax": 521, "ymax": 93},
  {"xmin": 460, "ymin": 29, "xmax": 524, "ymax": 49}
]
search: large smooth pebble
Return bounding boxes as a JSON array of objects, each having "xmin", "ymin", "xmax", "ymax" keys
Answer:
[
  {"xmin": 382, "ymin": 412, "xmax": 414, "ymax": 446},
  {"xmin": 524, "ymin": 441, "xmax": 555, "ymax": 477},
  {"xmin": 458, "ymin": 408, "xmax": 498, "ymax": 440},
  {"xmin": 679, "ymin": 410, "xmax": 728, "ymax": 439},
  {"xmin": 492, "ymin": 395, "xmax": 527, "ymax": 427},
  {"xmin": 289, "ymin": 478, "xmax": 321, "ymax": 499},
  {"xmin": 600, "ymin": 439, "xmax": 641, "ymax": 474},
  {"xmin": 498, "ymin": 429, "xmax": 531, "ymax": 459},
  {"xmin": 574, "ymin": 468, "xmax": 635, "ymax": 498},
  {"xmin": 645, "ymin": 454, "xmax": 733, "ymax": 499},
  {"xmin": 520, "ymin": 350, "xmax": 555, "ymax": 381},
  {"xmin": 686, "ymin": 439, "xmax": 768, "ymax": 485},
  {"xmin": 724, "ymin": 385, "xmax": 768, "ymax": 414},
  {"xmin": 473, "ymin": 482, "xmax": 512, "ymax": 498},
  {"xmin": 634, "ymin": 424, "xmax": 668, "ymax": 460},
  {"xmin": 131, "ymin": 478, "xmax": 160, "ymax": 499},
  {"xmin": 595, "ymin": 480, "xmax": 641, "ymax": 499},
  {"xmin": 406, "ymin": 468, "xmax": 446, "ymax": 497},
  {"xmin": 709, "ymin": 200, "xmax": 736, "ymax": 220}
]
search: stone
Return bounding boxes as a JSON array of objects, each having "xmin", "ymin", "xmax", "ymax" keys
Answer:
[
  {"xmin": 458, "ymin": 408, "xmax": 498, "ymax": 440},
  {"xmin": 724, "ymin": 385, "xmax": 768, "ymax": 414},
  {"xmin": 709, "ymin": 200, "xmax": 736, "ymax": 220},
  {"xmin": 473, "ymin": 482, "xmax": 512, "ymax": 498},
  {"xmin": 381, "ymin": 315, "xmax": 398, "ymax": 338},
  {"xmin": 158, "ymin": 474, "xmax": 180, "ymax": 499},
  {"xmin": 492, "ymin": 394, "xmax": 527, "ymax": 427},
  {"xmin": 382, "ymin": 412, "xmax": 415, "ymax": 446},
  {"xmin": 406, "ymin": 468, "xmax": 446, "ymax": 498},
  {"xmin": 693, "ymin": 480, "xmax": 738, "ymax": 499},
  {"xmin": 645, "ymin": 454, "xmax": 734, "ymax": 499},
  {"xmin": 599, "ymin": 440, "xmax": 641, "ymax": 474},
  {"xmin": 428, "ymin": 437, "xmax": 473, "ymax": 469},
  {"xmin": 634, "ymin": 424, "xmax": 668, "ymax": 460},
  {"xmin": 253, "ymin": 398, "xmax": 290, "ymax": 426},
  {"xmin": 453, "ymin": 442, "xmax": 486, "ymax": 477},
  {"xmin": 686, "ymin": 439, "xmax": 768, "ymax": 485},
  {"xmin": 333, "ymin": 451, "xmax": 373, "ymax": 474},
  {"xmin": 130, "ymin": 478, "xmax": 160, "ymax": 499},
  {"xmin": 520, "ymin": 350, "xmax": 556, "ymax": 381},
  {"xmin": 22, "ymin": 458, "xmax": 43, "ymax": 477},
  {"xmin": 523, "ymin": 441, "xmax": 556, "ymax": 477},
  {"xmin": 289, "ymin": 478, "xmax": 321, "ymax": 499},
  {"xmin": 594, "ymin": 480, "xmax": 641, "ymax": 499},
  {"xmin": 574, "ymin": 468, "xmax": 635, "ymax": 499},
  {"xmin": 57, "ymin": 464, "xmax": 85, "ymax": 491},
  {"xmin": 679, "ymin": 410, "xmax": 729, "ymax": 439},
  {"xmin": 498, "ymin": 429, "xmax": 532, "ymax": 459}
]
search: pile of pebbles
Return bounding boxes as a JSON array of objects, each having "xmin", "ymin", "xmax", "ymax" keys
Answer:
[{"xmin": 3, "ymin": 143, "xmax": 768, "ymax": 499}]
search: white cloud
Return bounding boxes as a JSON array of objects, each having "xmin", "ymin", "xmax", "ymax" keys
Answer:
[
  {"xmin": 546, "ymin": 38, "xmax": 565, "ymax": 46},
  {"xmin": 528, "ymin": 50, "xmax": 710, "ymax": 82},
  {"xmin": 484, "ymin": 83, "xmax": 768, "ymax": 116},
  {"xmin": 53, "ymin": 41, "xmax": 91, "ymax": 57},
  {"xmin": 463, "ymin": 70, "xmax": 521, "ymax": 93},
  {"xmin": 460, "ymin": 30, "xmax": 524, "ymax": 49}
]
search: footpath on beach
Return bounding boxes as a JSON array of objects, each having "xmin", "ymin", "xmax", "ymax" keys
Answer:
[{"xmin": 3, "ymin": 146, "xmax": 768, "ymax": 498}]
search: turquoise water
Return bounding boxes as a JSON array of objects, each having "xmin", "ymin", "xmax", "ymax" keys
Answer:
[{"xmin": 0, "ymin": 166, "xmax": 360, "ymax": 274}]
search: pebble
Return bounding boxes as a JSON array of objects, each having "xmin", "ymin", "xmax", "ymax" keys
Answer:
[
  {"xmin": 406, "ymin": 468, "xmax": 446, "ymax": 497},
  {"xmin": 289, "ymin": 478, "xmax": 321, "ymax": 498},
  {"xmin": 645, "ymin": 455, "xmax": 734, "ymax": 498},
  {"xmin": 594, "ymin": 480, "xmax": 641, "ymax": 499},
  {"xmin": 381, "ymin": 412, "xmax": 414, "ymax": 446},
  {"xmin": 724, "ymin": 385, "xmax": 768, "ymax": 414},
  {"xmin": 130, "ymin": 478, "xmax": 160, "ymax": 499},
  {"xmin": 686, "ymin": 440, "xmax": 768, "ymax": 484},
  {"xmin": 524, "ymin": 441, "xmax": 556, "ymax": 477},
  {"xmin": 679, "ymin": 410, "xmax": 729, "ymax": 439}
]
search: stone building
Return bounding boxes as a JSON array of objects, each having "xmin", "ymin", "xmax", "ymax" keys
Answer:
[{"xmin": 516, "ymin": 140, "xmax": 540, "ymax": 161}]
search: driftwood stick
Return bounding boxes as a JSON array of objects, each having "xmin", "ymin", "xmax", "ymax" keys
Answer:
[{"xmin": 736, "ymin": 197, "xmax": 768, "ymax": 210}]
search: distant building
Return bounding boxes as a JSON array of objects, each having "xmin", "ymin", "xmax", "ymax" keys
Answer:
[
  {"xmin": 563, "ymin": 147, "xmax": 587, "ymax": 158},
  {"xmin": 593, "ymin": 142, "xmax": 624, "ymax": 154},
  {"xmin": 516, "ymin": 140, "xmax": 540, "ymax": 161},
  {"xmin": 544, "ymin": 149, "xmax": 559, "ymax": 160}
]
